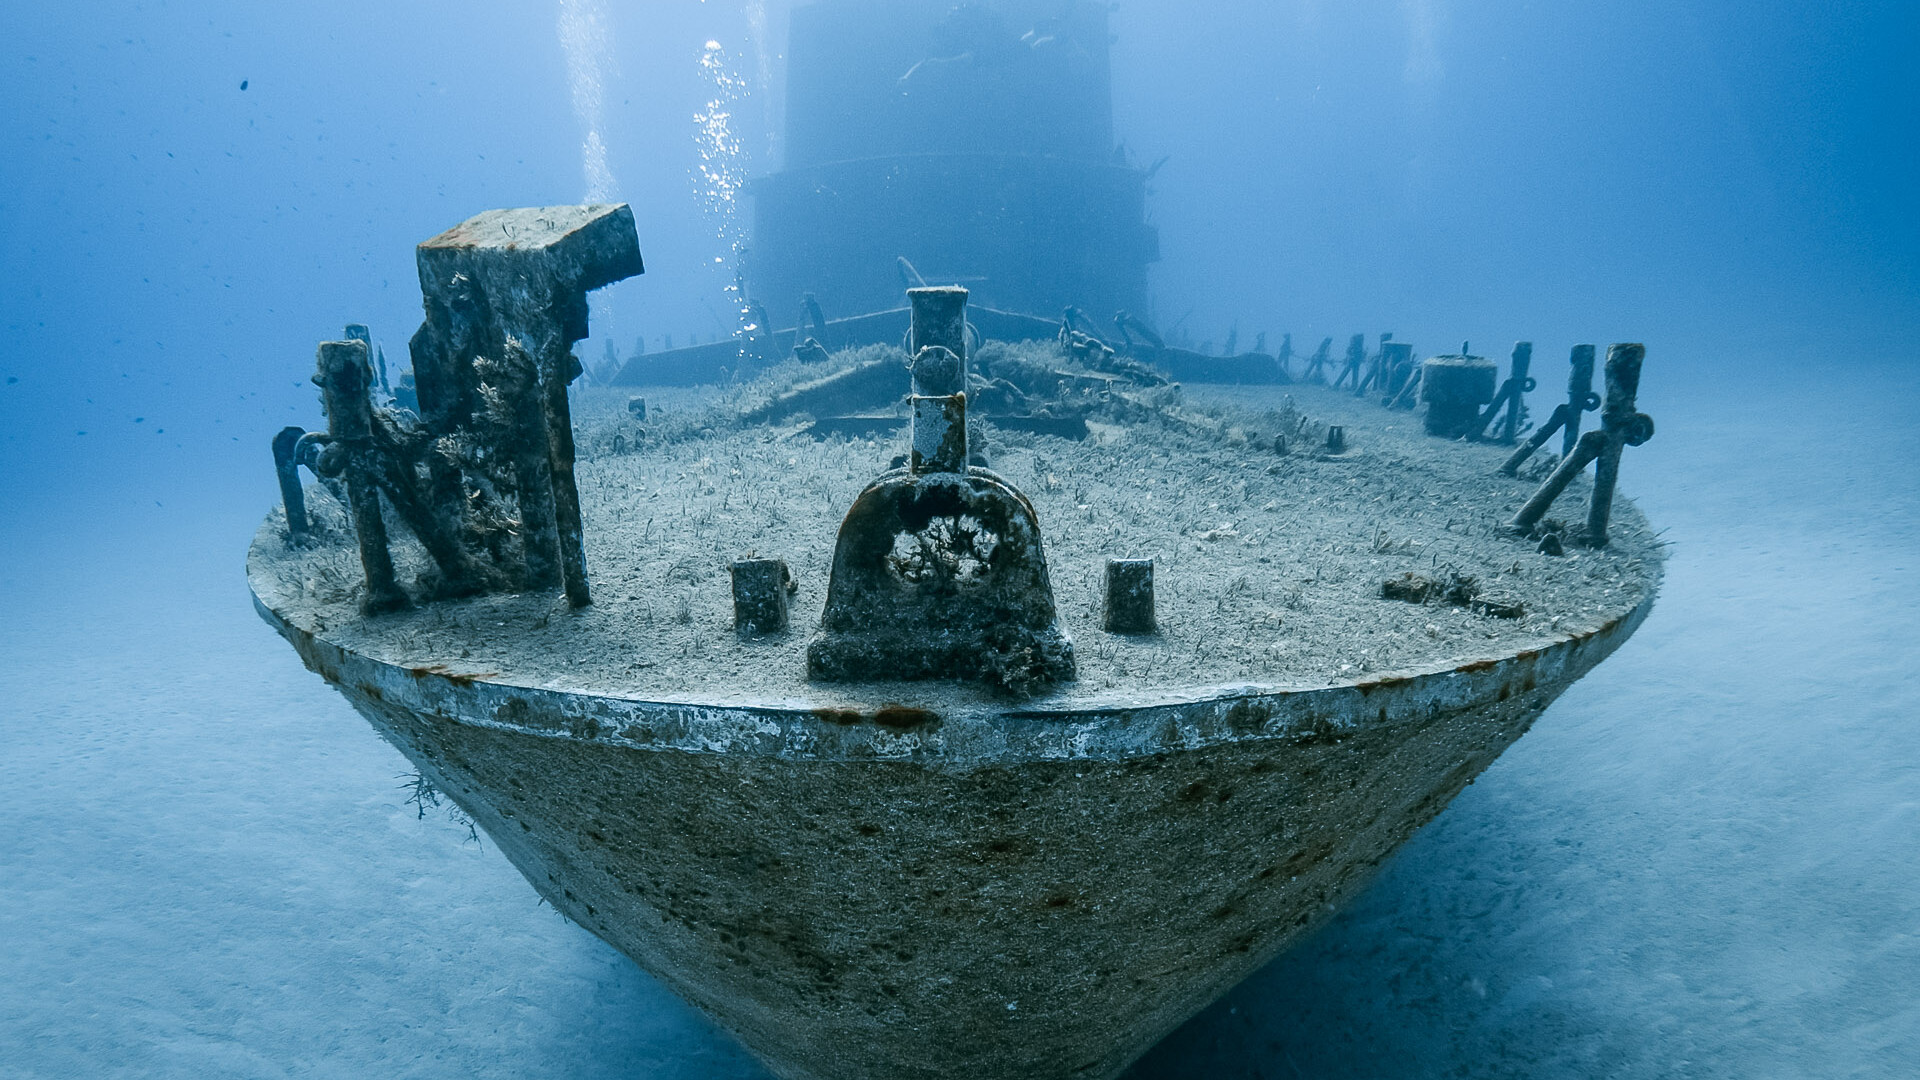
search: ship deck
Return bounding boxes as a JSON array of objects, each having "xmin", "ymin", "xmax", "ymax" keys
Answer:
[{"xmin": 247, "ymin": 367, "xmax": 1660, "ymax": 714}]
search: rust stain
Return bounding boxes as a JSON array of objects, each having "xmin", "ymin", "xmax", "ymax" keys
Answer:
[
  {"xmin": 409, "ymin": 663, "xmax": 500, "ymax": 687},
  {"xmin": 1353, "ymin": 675, "xmax": 1412, "ymax": 696},
  {"xmin": 807, "ymin": 704, "xmax": 941, "ymax": 730},
  {"xmin": 874, "ymin": 704, "xmax": 940, "ymax": 730},
  {"xmin": 1457, "ymin": 658, "xmax": 1502, "ymax": 673}
]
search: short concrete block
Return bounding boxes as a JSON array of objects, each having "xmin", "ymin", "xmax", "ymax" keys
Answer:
[
  {"xmin": 1104, "ymin": 558, "xmax": 1157, "ymax": 634},
  {"xmin": 731, "ymin": 558, "xmax": 793, "ymax": 634}
]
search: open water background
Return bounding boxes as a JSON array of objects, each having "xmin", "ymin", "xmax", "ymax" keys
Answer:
[{"xmin": 3, "ymin": 2, "xmax": 1915, "ymax": 1077}]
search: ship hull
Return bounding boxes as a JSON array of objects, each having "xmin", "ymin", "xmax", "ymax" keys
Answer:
[{"xmin": 254, "ymin": 581, "xmax": 1653, "ymax": 1080}]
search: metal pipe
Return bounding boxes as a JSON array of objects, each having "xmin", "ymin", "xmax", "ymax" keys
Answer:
[
  {"xmin": 271, "ymin": 426, "xmax": 309, "ymax": 542},
  {"xmin": 1472, "ymin": 341, "xmax": 1535, "ymax": 443},
  {"xmin": 543, "ymin": 346, "xmax": 592, "ymax": 607},
  {"xmin": 1500, "ymin": 404, "xmax": 1570, "ymax": 476},
  {"xmin": 1585, "ymin": 344, "xmax": 1653, "ymax": 546},
  {"xmin": 908, "ymin": 286, "xmax": 969, "ymax": 366},
  {"xmin": 1509, "ymin": 343, "xmax": 1653, "ymax": 542},
  {"xmin": 1563, "ymin": 344, "xmax": 1599, "ymax": 457},
  {"xmin": 1510, "ymin": 429, "xmax": 1607, "ymax": 535}
]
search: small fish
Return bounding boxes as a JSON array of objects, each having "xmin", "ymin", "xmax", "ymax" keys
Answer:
[{"xmin": 239, "ymin": 79, "xmax": 248, "ymax": 91}]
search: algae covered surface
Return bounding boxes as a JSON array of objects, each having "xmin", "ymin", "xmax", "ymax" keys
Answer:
[{"xmin": 248, "ymin": 352, "xmax": 1659, "ymax": 707}]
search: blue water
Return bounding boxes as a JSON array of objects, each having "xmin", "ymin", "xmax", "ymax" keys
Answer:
[{"xmin": 3, "ymin": 2, "xmax": 1915, "ymax": 1077}]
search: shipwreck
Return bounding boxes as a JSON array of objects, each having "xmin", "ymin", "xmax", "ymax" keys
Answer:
[{"xmin": 249, "ymin": 4, "xmax": 1662, "ymax": 1077}]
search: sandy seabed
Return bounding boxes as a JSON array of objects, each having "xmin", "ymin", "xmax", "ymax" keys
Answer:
[{"xmin": 2, "ymin": 363, "xmax": 1913, "ymax": 1079}]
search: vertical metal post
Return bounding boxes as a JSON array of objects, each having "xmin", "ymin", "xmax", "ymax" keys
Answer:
[
  {"xmin": 271, "ymin": 426, "xmax": 309, "ymax": 543},
  {"xmin": 1379, "ymin": 341, "xmax": 1414, "ymax": 403},
  {"xmin": 1585, "ymin": 343, "xmax": 1649, "ymax": 546},
  {"xmin": 315, "ymin": 340, "xmax": 410, "ymax": 614},
  {"xmin": 907, "ymin": 341, "xmax": 966, "ymax": 475},
  {"xmin": 908, "ymin": 286, "xmax": 969, "ymax": 365},
  {"xmin": 908, "ymin": 288, "xmax": 971, "ymax": 474},
  {"xmin": 1509, "ymin": 343, "xmax": 1652, "ymax": 541},
  {"xmin": 804, "ymin": 294, "xmax": 829, "ymax": 346},
  {"xmin": 543, "ymin": 344, "xmax": 592, "ymax": 607},
  {"xmin": 1563, "ymin": 344, "xmax": 1599, "ymax": 458},
  {"xmin": 1510, "ymin": 429, "xmax": 1607, "ymax": 534},
  {"xmin": 1499, "ymin": 342, "xmax": 1534, "ymax": 444}
]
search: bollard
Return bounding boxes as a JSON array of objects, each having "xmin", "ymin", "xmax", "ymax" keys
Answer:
[
  {"xmin": 627, "ymin": 396, "xmax": 647, "ymax": 420},
  {"xmin": 314, "ymin": 340, "xmax": 410, "ymax": 614},
  {"xmin": 1502, "ymin": 341, "xmax": 1535, "ymax": 444},
  {"xmin": 1510, "ymin": 429, "xmax": 1607, "ymax": 537},
  {"xmin": 1335, "ymin": 334, "xmax": 1366, "ymax": 389},
  {"xmin": 1325, "ymin": 425, "xmax": 1347, "ymax": 455},
  {"xmin": 1358, "ymin": 332, "xmax": 1393, "ymax": 395},
  {"xmin": 1510, "ymin": 344, "xmax": 1653, "ymax": 544},
  {"xmin": 272, "ymin": 426, "xmax": 310, "ymax": 543},
  {"xmin": 1104, "ymin": 558, "xmax": 1156, "ymax": 634},
  {"xmin": 731, "ymin": 558, "xmax": 794, "ymax": 634},
  {"xmin": 1472, "ymin": 342, "xmax": 1535, "ymax": 443},
  {"xmin": 1585, "ymin": 344, "xmax": 1653, "ymax": 545},
  {"xmin": 1499, "ymin": 344, "xmax": 1600, "ymax": 476},
  {"xmin": 1563, "ymin": 344, "xmax": 1599, "ymax": 457},
  {"xmin": 1387, "ymin": 354, "xmax": 1424, "ymax": 410},
  {"xmin": 1303, "ymin": 337, "xmax": 1334, "ymax": 383},
  {"xmin": 1354, "ymin": 332, "xmax": 1391, "ymax": 395},
  {"xmin": 803, "ymin": 293, "xmax": 829, "ymax": 345},
  {"xmin": 1378, "ymin": 341, "xmax": 1415, "ymax": 404}
]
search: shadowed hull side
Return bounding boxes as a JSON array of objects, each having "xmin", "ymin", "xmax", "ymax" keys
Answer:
[{"xmin": 253, "ymin": 573, "xmax": 1654, "ymax": 1080}]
